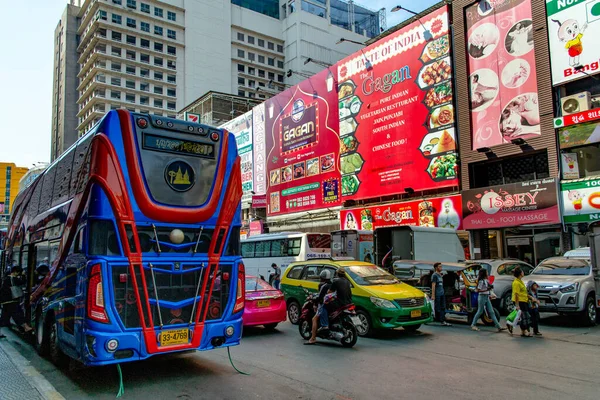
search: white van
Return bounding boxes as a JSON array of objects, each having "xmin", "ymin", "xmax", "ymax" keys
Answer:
[{"xmin": 241, "ymin": 232, "xmax": 331, "ymax": 278}]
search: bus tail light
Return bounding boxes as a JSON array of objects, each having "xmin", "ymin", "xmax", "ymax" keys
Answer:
[
  {"xmin": 233, "ymin": 263, "xmax": 245, "ymax": 314},
  {"xmin": 87, "ymin": 264, "xmax": 109, "ymax": 323}
]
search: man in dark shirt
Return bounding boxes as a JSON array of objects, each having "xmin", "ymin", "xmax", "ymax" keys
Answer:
[
  {"xmin": 305, "ymin": 270, "xmax": 332, "ymax": 345},
  {"xmin": 329, "ymin": 268, "xmax": 353, "ymax": 308}
]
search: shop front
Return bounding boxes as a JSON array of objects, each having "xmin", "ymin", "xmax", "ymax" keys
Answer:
[{"xmin": 462, "ymin": 178, "xmax": 561, "ymax": 265}]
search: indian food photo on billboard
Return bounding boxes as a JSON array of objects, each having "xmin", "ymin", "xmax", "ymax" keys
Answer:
[
  {"xmin": 336, "ymin": 5, "xmax": 459, "ymax": 201},
  {"xmin": 265, "ymin": 69, "xmax": 341, "ymax": 216},
  {"xmin": 466, "ymin": 0, "xmax": 541, "ymax": 150}
]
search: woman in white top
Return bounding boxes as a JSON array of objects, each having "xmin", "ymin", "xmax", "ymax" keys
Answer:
[{"xmin": 471, "ymin": 268, "xmax": 506, "ymax": 332}]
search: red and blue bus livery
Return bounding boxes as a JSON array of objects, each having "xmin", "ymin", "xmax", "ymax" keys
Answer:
[{"xmin": 4, "ymin": 110, "xmax": 244, "ymax": 366}]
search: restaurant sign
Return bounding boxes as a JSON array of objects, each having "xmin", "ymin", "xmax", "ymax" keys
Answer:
[
  {"xmin": 462, "ymin": 178, "xmax": 560, "ymax": 229},
  {"xmin": 561, "ymin": 177, "xmax": 600, "ymax": 223}
]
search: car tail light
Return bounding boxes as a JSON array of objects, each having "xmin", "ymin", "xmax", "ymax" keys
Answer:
[
  {"xmin": 233, "ymin": 263, "xmax": 245, "ymax": 313},
  {"xmin": 87, "ymin": 264, "xmax": 109, "ymax": 323}
]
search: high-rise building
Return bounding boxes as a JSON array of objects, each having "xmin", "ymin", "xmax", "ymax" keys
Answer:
[
  {"xmin": 52, "ymin": 0, "xmax": 382, "ymax": 159},
  {"xmin": 51, "ymin": 1, "xmax": 82, "ymax": 161},
  {"xmin": 0, "ymin": 163, "xmax": 29, "ymax": 226}
]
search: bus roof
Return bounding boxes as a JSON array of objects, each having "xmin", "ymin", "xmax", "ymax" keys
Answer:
[{"xmin": 242, "ymin": 232, "xmax": 329, "ymax": 241}]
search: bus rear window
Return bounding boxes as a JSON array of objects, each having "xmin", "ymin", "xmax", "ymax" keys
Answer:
[{"xmin": 307, "ymin": 234, "xmax": 331, "ymax": 250}]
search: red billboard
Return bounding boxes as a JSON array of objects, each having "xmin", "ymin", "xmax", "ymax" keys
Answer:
[
  {"xmin": 336, "ymin": 6, "xmax": 458, "ymax": 201},
  {"xmin": 265, "ymin": 69, "xmax": 341, "ymax": 216},
  {"xmin": 340, "ymin": 194, "xmax": 463, "ymax": 231}
]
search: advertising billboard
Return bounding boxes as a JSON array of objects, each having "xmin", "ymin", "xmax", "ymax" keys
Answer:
[
  {"xmin": 561, "ymin": 177, "xmax": 600, "ymax": 223},
  {"xmin": 252, "ymin": 103, "xmax": 267, "ymax": 195},
  {"xmin": 466, "ymin": 0, "xmax": 541, "ymax": 150},
  {"xmin": 461, "ymin": 178, "xmax": 560, "ymax": 229},
  {"xmin": 336, "ymin": 5, "xmax": 458, "ymax": 201},
  {"xmin": 265, "ymin": 68, "xmax": 341, "ymax": 216},
  {"xmin": 220, "ymin": 111, "xmax": 253, "ymax": 203},
  {"xmin": 547, "ymin": 0, "xmax": 600, "ymax": 85},
  {"xmin": 340, "ymin": 194, "xmax": 463, "ymax": 231}
]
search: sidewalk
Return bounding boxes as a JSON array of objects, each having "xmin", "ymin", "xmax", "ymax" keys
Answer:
[{"xmin": 0, "ymin": 335, "xmax": 65, "ymax": 400}]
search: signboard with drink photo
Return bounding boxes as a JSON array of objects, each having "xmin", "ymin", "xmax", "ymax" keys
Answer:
[
  {"xmin": 461, "ymin": 178, "xmax": 560, "ymax": 229},
  {"xmin": 265, "ymin": 68, "xmax": 341, "ymax": 216},
  {"xmin": 340, "ymin": 194, "xmax": 463, "ymax": 231},
  {"xmin": 466, "ymin": 0, "xmax": 542, "ymax": 150},
  {"xmin": 561, "ymin": 178, "xmax": 600, "ymax": 223},
  {"xmin": 336, "ymin": 5, "xmax": 459, "ymax": 201}
]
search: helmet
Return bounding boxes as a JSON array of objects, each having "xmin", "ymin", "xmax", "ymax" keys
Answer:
[{"xmin": 320, "ymin": 270, "xmax": 332, "ymax": 280}]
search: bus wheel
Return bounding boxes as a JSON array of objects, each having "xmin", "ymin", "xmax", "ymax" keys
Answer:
[
  {"xmin": 35, "ymin": 311, "xmax": 50, "ymax": 357},
  {"xmin": 48, "ymin": 314, "xmax": 69, "ymax": 367}
]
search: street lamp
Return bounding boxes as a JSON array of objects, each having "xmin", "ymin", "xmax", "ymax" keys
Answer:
[
  {"xmin": 390, "ymin": 5, "xmax": 433, "ymax": 42},
  {"xmin": 304, "ymin": 57, "xmax": 333, "ymax": 68},
  {"xmin": 336, "ymin": 39, "xmax": 373, "ymax": 71},
  {"xmin": 336, "ymin": 38, "xmax": 366, "ymax": 46}
]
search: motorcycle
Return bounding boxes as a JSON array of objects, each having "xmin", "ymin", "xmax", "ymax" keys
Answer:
[{"xmin": 297, "ymin": 288, "xmax": 359, "ymax": 348}]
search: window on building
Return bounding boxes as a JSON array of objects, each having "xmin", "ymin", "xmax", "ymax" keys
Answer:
[
  {"xmin": 470, "ymin": 151, "xmax": 550, "ymax": 188},
  {"xmin": 140, "ymin": 82, "xmax": 149, "ymax": 91},
  {"xmin": 154, "ymin": 42, "xmax": 163, "ymax": 52},
  {"xmin": 237, "ymin": 32, "xmax": 244, "ymax": 41},
  {"xmin": 154, "ymin": 71, "xmax": 163, "ymax": 80},
  {"xmin": 112, "ymin": 31, "xmax": 122, "ymax": 42},
  {"xmin": 237, "ymin": 49, "xmax": 245, "ymax": 58},
  {"xmin": 96, "ymin": 74, "xmax": 106, "ymax": 83},
  {"xmin": 301, "ymin": 1, "xmax": 326, "ymax": 18},
  {"xmin": 258, "ymin": 38, "xmax": 264, "ymax": 47},
  {"xmin": 111, "ymin": 90, "xmax": 121, "ymax": 99},
  {"xmin": 140, "ymin": 53, "xmax": 150, "ymax": 63},
  {"xmin": 248, "ymin": 80, "xmax": 256, "ymax": 88},
  {"xmin": 126, "ymin": 80, "xmax": 135, "ymax": 89},
  {"xmin": 167, "ymin": 74, "xmax": 176, "ymax": 83},
  {"xmin": 248, "ymin": 67, "xmax": 255, "ymax": 75},
  {"xmin": 277, "ymin": 44, "xmax": 283, "ymax": 53},
  {"xmin": 231, "ymin": 0, "xmax": 279, "ymax": 19},
  {"xmin": 268, "ymin": 41, "xmax": 274, "ymax": 50},
  {"xmin": 247, "ymin": 35, "xmax": 255, "ymax": 44},
  {"xmin": 167, "ymin": 60, "xmax": 176, "ymax": 69},
  {"xmin": 249, "ymin": 92, "xmax": 256, "ymax": 98},
  {"xmin": 112, "ymin": 14, "xmax": 122, "ymax": 24},
  {"xmin": 238, "ymin": 89, "xmax": 245, "ymax": 97},
  {"xmin": 277, "ymin": 74, "xmax": 284, "ymax": 82},
  {"xmin": 154, "ymin": 99, "xmax": 163, "ymax": 108},
  {"xmin": 154, "ymin": 85, "xmax": 163, "ymax": 94},
  {"xmin": 277, "ymin": 60, "xmax": 284, "ymax": 69},
  {"xmin": 140, "ymin": 38, "xmax": 150, "ymax": 48},
  {"xmin": 238, "ymin": 77, "xmax": 245, "ymax": 85},
  {"xmin": 140, "ymin": 68, "xmax": 149, "ymax": 77},
  {"xmin": 126, "ymin": 65, "xmax": 136, "ymax": 74},
  {"xmin": 126, "ymin": 50, "xmax": 136, "ymax": 60},
  {"xmin": 238, "ymin": 64, "xmax": 245, "ymax": 72},
  {"xmin": 167, "ymin": 101, "xmax": 176, "ymax": 110},
  {"xmin": 141, "ymin": 22, "xmax": 150, "ymax": 32},
  {"xmin": 167, "ymin": 88, "xmax": 176, "ymax": 97},
  {"xmin": 258, "ymin": 55, "xmax": 265, "ymax": 63},
  {"xmin": 167, "ymin": 11, "xmax": 176, "ymax": 21},
  {"xmin": 268, "ymin": 57, "xmax": 275, "ymax": 66},
  {"xmin": 126, "ymin": 35, "xmax": 136, "ymax": 45},
  {"xmin": 111, "ymin": 46, "xmax": 122, "ymax": 56},
  {"xmin": 258, "ymin": 69, "xmax": 265, "ymax": 78},
  {"xmin": 167, "ymin": 29, "xmax": 176, "ymax": 40},
  {"xmin": 259, "ymin": 94, "xmax": 265, "ymax": 99},
  {"xmin": 155, "ymin": 7, "xmax": 163, "ymax": 17},
  {"xmin": 111, "ymin": 77, "xmax": 121, "ymax": 86},
  {"xmin": 140, "ymin": 95, "xmax": 149, "ymax": 105},
  {"xmin": 141, "ymin": 3, "xmax": 150, "ymax": 13},
  {"xmin": 126, "ymin": 93, "xmax": 136, "ymax": 103},
  {"xmin": 98, "ymin": 28, "xmax": 107, "ymax": 37},
  {"xmin": 154, "ymin": 57, "xmax": 163, "ymax": 66},
  {"xmin": 167, "ymin": 45, "xmax": 176, "ymax": 55},
  {"xmin": 248, "ymin": 52, "xmax": 255, "ymax": 61},
  {"xmin": 113, "ymin": 0, "xmax": 122, "ymax": 4},
  {"xmin": 155, "ymin": 26, "xmax": 163, "ymax": 36},
  {"xmin": 98, "ymin": 10, "xmax": 107, "ymax": 20},
  {"xmin": 268, "ymin": 71, "xmax": 275, "ymax": 80},
  {"xmin": 126, "ymin": 17, "xmax": 136, "ymax": 28},
  {"xmin": 127, "ymin": 0, "xmax": 136, "ymax": 9}
]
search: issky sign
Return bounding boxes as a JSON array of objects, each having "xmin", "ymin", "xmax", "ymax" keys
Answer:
[
  {"xmin": 546, "ymin": 0, "xmax": 600, "ymax": 85},
  {"xmin": 265, "ymin": 68, "xmax": 341, "ymax": 216},
  {"xmin": 462, "ymin": 178, "xmax": 560, "ymax": 229},
  {"xmin": 336, "ymin": 5, "xmax": 458, "ymax": 201}
]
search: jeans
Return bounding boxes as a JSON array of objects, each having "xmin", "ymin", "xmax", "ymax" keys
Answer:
[
  {"xmin": 530, "ymin": 306, "xmax": 540, "ymax": 334},
  {"xmin": 434, "ymin": 294, "xmax": 446, "ymax": 322},
  {"xmin": 272, "ymin": 279, "xmax": 281, "ymax": 290},
  {"xmin": 471, "ymin": 293, "xmax": 500, "ymax": 328}
]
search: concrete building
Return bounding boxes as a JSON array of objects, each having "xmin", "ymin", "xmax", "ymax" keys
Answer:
[
  {"xmin": 51, "ymin": 1, "xmax": 81, "ymax": 161},
  {"xmin": 0, "ymin": 163, "xmax": 29, "ymax": 227},
  {"xmin": 52, "ymin": 0, "xmax": 382, "ymax": 159}
]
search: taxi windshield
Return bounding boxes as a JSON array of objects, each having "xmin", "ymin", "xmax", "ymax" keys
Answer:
[{"xmin": 346, "ymin": 265, "xmax": 399, "ymax": 286}]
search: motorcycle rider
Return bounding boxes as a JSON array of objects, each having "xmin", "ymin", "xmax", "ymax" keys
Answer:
[
  {"xmin": 305, "ymin": 270, "xmax": 333, "ymax": 345},
  {"xmin": 329, "ymin": 267, "xmax": 353, "ymax": 309}
]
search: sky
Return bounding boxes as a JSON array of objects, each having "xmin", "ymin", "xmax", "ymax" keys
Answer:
[{"xmin": 0, "ymin": 0, "xmax": 439, "ymax": 168}]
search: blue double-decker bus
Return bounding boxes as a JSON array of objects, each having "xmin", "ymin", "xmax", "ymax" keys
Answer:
[{"xmin": 4, "ymin": 110, "xmax": 244, "ymax": 366}]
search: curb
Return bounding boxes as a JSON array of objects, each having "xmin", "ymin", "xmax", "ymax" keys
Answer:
[{"xmin": 0, "ymin": 338, "xmax": 65, "ymax": 400}]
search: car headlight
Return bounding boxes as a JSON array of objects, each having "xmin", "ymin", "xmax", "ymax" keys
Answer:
[
  {"xmin": 370, "ymin": 297, "xmax": 397, "ymax": 309},
  {"xmin": 560, "ymin": 283, "xmax": 579, "ymax": 293}
]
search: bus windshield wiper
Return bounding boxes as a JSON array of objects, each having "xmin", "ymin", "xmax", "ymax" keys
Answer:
[
  {"xmin": 193, "ymin": 227, "xmax": 204, "ymax": 254},
  {"xmin": 151, "ymin": 223, "xmax": 162, "ymax": 254}
]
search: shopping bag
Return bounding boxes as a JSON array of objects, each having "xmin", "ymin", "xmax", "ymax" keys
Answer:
[
  {"xmin": 506, "ymin": 309, "xmax": 518, "ymax": 323},
  {"xmin": 507, "ymin": 310, "xmax": 521, "ymax": 327}
]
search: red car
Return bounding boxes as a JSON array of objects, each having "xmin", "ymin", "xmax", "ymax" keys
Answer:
[{"xmin": 243, "ymin": 276, "xmax": 287, "ymax": 330}]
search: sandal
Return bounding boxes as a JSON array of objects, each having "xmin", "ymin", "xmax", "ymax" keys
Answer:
[
  {"xmin": 471, "ymin": 326, "xmax": 480, "ymax": 331},
  {"xmin": 507, "ymin": 325, "xmax": 513, "ymax": 335}
]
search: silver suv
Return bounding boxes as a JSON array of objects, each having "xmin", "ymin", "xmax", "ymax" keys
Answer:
[
  {"xmin": 467, "ymin": 259, "xmax": 534, "ymax": 315},
  {"xmin": 525, "ymin": 254, "xmax": 598, "ymax": 326}
]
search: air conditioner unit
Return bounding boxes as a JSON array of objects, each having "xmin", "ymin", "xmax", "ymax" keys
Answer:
[
  {"xmin": 591, "ymin": 95, "xmax": 600, "ymax": 110},
  {"xmin": 561, "ymin": 92, "xmax": 591, "ymax": 115}
]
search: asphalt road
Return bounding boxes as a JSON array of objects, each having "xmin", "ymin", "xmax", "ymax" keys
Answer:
[{"xmin": 7, "ymin": 314, "xmax": 600, "ymax": 400}]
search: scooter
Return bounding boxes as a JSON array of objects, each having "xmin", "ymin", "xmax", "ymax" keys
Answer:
[{"xmin": 297, "ymin": 288, "xmax": 359, "ymax": 348}]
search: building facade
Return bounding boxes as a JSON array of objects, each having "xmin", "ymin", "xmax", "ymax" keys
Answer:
[{"xmin": 0, "ymin": 163, "xmax": 29, "ymax": 227}]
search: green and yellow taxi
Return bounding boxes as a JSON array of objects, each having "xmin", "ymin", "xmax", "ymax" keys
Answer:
[{"xmin": 281, "ymin": 259, "xmax": 432, "ymax": 336}]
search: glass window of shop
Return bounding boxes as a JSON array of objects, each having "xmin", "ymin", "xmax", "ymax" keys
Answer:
[
  {"xmin": 469, "ymin": 151, "xmax": 549, "ymax": 188},
  {"xmin": 560, "ymin": 145, "xmax": 600, "ymax": 179},
  {"xmin": 504, "ymin": 227, "xmax": 562, "ymax": 266}
]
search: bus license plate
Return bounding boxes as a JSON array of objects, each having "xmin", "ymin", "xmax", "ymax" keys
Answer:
[
  {"xmin": 410, "ymin": 310, "xmax": 422, "ymax": 318},
  {"xmin": 257, "ymin": 300, "xmax": 271, "ymax": 308},
  {"xmin": 160, "ymin": 329, "xmax": 189, "ymax": 346}
]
